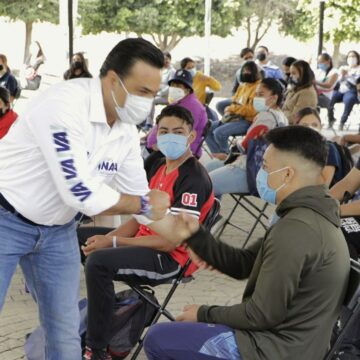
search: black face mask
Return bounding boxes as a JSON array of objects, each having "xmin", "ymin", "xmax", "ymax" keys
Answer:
[
  {"xmin": 288, "ymin": 76, "xmax": 299, "ymax": 86},
  {"xmin": 0, "ymin": 65, "xmax": 4, "ymax": 72},
  {"xmin": 256, "ymin": 53, "xmax": 267, "ymax": 62},
  {"xmin": 240, "ymin": 73, "xmax": 256, "ymax": 83},
  {"xmin": 72, "ymin": 61, "xmax": 83, "ymax": 70}
]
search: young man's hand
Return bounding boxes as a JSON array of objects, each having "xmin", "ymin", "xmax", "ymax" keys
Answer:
[
  {"xmin": 176, "ymin": 304, "xmax": 200, "ymax": 322},
  {"xmin": 147, "ymin": 189, "xmax": 170, "ymax": 220},
  {"xmin": 187, "ymin": 248, "xmax": 215, "ymax": 271},
  {"xmin": 81, "ymin": 235, "xmax": 112, "ymax": 256}
]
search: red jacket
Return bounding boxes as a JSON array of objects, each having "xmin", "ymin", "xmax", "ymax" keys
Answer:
[{"xmin": 0, "ymin": 109, "xmax": 18, "ymax": 139}]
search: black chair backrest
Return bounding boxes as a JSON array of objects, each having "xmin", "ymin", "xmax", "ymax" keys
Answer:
[
  {"xmin": 344, "ymin": 259, "xmax": 360, "ymax": 309},
  {"xmin": 194, "ymin": 120, "xmax": 212, "ymax": 157},
  {"xmin": 203, "ymin": 198, "xmax": 221, "ymax": 231}
]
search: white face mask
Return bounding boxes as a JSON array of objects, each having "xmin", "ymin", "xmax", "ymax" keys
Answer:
[
  {"xmin": 111, "ymin": 76, "xmax": 154, "ymax": 125},
  {"xmin": 168, "ymin": 86, "xmax": 186, "ymax": 104},
  {"xmin": 347, "ymin": 57, "xmax": 357, "ymax": 67}
]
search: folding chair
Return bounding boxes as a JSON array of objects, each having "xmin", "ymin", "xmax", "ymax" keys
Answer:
[
  {"xmin": 129, "ymin": 198, "xmax": 221, "ymax": 359},
  {"xmin": 324, "ymin": 259, "xmax": 360, "ymax": 360},
  {"xmin": 215, "ymin": 193, "xmax": 269, "ymax": 248}
]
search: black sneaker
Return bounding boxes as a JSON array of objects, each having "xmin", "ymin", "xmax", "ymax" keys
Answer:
[{"xmin": 83, "ymin": 346, "xmax": 112, "ymax": 360}]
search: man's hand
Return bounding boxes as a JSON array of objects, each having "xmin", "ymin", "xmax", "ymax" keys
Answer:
[
  {"xmin": 170, "ymin": 212, "xmax": 200, "ymax": 245},
  {"xmin": 176, "ymin": 304, "xmax": 200, "ymax": 322},
  {"xmin": 147, "ymin": 189, "xmax": 170, "ymax": 220},
  {"xmin": 81, "ymin": 235, "xmax": 112, "ymax": 257}
]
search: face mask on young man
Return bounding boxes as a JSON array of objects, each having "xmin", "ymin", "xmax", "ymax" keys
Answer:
[
  {"xmin": 256, "ymin": 166, "xmax": 288, "ymax": 204},
  {"xmin": 168, "ymin": 86, "xmax": 186, "ymax": 104},
  {"xmin": 157, "ymin": 133, "xmax": 190, "ymax": 160},
  {"xmin": 256, "ymin": 53, "xmax": 267, "ymax": 62},
  {"xmin": 111, "ymin": 76, "xmax": 153, "ymax": 125}
]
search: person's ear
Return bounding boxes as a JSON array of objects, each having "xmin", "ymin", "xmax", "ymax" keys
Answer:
[
  {"xmin": 188, "ymin": 129, "xmax": 197, "ymax": 145},
  {"xmin": 284, "ymin": 167, "xmax": 295, "ymax": 184}
]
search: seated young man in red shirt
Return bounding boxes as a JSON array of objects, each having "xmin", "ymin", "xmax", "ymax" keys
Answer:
[
  {"xmin": 0, "ymin": 86, "xmax": 18, "ymax": 139},
  {"xmin": 80, "ymin": 105, "xmax": 214, "ymax": 360}
]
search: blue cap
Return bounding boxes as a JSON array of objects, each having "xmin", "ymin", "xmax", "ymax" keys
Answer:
[{"xmin": 168, "ymin": 69, "xmax": 193, "ymax": 91}]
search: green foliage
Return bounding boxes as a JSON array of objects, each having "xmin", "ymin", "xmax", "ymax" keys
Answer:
[
  {"xmin": 79, "ymin": 0, "xmax": 245, "ymax": 50},
  {"xmin": 279, "ymin": 0, "xmax": 360, "ymax": 44},
  {"xmin": 0, "ymin": 0, "xmax": 58, "ymax": 24}
]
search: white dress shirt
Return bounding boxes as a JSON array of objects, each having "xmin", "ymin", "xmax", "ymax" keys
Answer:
[{"xmin": 0, "ymin": 77, "xmax": 149, "ymax": 225}]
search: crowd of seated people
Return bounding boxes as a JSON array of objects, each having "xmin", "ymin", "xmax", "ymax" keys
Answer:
[{"xmin": 4, "ymin": 38, "xmax": 359, "ymax": 360}]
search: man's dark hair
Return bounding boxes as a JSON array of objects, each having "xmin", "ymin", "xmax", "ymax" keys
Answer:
[
  {"xmin": 265, "ymin": 126, "xmax": 328, "ymax": 168},
  {"xmin": 260, "ymin": 78, "xmax": 283, "ymax": 106},
  {"xmin": 180, "ymin": 57, "xmax": 195, "ymax": 70},
  {"xmin": 240, "ymin": 47, "xmax": 254, "ymax": 58},
  {"xmin": 282, "ymin": 56, "xmax": 297, "ymax": 67},
  {"xmin": 156, "ymin": 105, "xmax": 194, "ymax": 129},
  {"xmin": 291, "ymin": 60, "xmax": 315, "ymax": 90},
  {"xmin": 257, "ymin": 45, "xmax": 269, "ymax": 53},
  {"xmin": 100, "ymin": 38, "xmax": 164, "ymax": 78},
  {"xmin": 356, "ymin": 77, "xmax": 360, "ymax": 85},
  {"xmin": 295, "ymin": 107, "xmax": 321, "ymax": 125}
]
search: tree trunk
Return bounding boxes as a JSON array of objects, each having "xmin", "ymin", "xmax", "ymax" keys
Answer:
[
  {"xmin": 246, "ymin": 16, "xmax": 252, "ymax": 48},
  {"xmin": 23, "ymin": 21, "xmax": 33, "ymax": 64},
  {"xmin": 333, "ymin": 41, "xmax": 341, "ymax": 68}
]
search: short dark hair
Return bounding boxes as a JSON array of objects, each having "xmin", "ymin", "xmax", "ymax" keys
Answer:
[
  {"xmin": 291, "ymin": 60, "xmax": 315, "ymax": 90},
  {"xmin": 240, "ymin": 47, "xmax": 254, "ymax": 58},
  {"xmin": 295, "ymin": 107, "xmax": 321, "ymax": 125},
  {"xmin": 100, "ymin": 38, "xmax": 164, "ymax": 78},
  {"xmin": 163, "ymin": 51, "xmax": 171, "ymax": 60},
  {"xmin": 180, "ymin": 57, "xmax": 195, "ymax": 70},
  {"xmin": 257, "ymin": 45, "xmax": 269, "ymax": 53},
  {"xmin": 282, "ymin": 56, "xmax": 297, "ymax": 67},
  {"xmin": 265, "ymin": 126, "xmax": 328, "ymax": 168},
  {"xmin": 260, "ymin": 78, "xmax": 283, "ymax": 106},
  {"xmin": 356, "ymin": 77, "xmax": 360, "ymax": 86},
  {"xmin": 156, "ymin": 105, "xmax": 194, "ymax": 129}
]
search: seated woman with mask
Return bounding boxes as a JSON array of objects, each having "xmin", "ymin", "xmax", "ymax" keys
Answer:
[
  {"xmin": 63, "ymin": 52, "xmax": 92, "ymax": 80},
  {"xmin": 205, "ymin": 61, "xmax": 261, "ymax": 159},
  {"xmin": 146, "ymin": 69, "xmax": 208, "ymax": 161},
  {"xmin": 206, "ymin": 78, "xmax": 287, "ymax": 198}
]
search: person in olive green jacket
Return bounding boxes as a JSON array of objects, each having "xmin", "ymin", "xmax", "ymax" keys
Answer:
[{"xmin": 143, "ymin": 126, "xmax": 350, "ymax": 360}]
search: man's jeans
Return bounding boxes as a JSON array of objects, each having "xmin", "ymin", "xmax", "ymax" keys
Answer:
[
  {"xmin": 0, "ymin": 207, "xmax": 81, "ymax": 360},
  {"xmin": 205, "ymin": 120, "xmax": 250, "ymax": 154}
]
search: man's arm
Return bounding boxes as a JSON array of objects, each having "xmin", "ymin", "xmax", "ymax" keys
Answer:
[
  {"xmin": 330, "ymin": 167, "xmax": 360, "ymax": 201},
  {"xmin": 197, "ymin": 220, "xmax": 315, "ymax": 330}
]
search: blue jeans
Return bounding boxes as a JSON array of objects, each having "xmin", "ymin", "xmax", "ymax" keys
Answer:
[
  {"xmin": 206, "ymin": 160, "xmax": 249, "ymax": 198},
  {"xmin": 216, "ymin": 99, "xmax": 232, "ymax": 116},
  {"xmin": 0, "ymin": 207, "xmax": 81, "ymax": 360},
  {"xmin": 329, "ymin": 90, "xmax": 359, "ymax": 125},
  {"xmin": 144, "ymin": 322, "xmax": 242, "ymax": 360},
  {"xmin": 205, "ymin": 120, "xmax": 250, "ymax": 154}
]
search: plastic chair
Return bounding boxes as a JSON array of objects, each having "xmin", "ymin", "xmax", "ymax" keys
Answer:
[
  {"xmin": 324, "ymin": 259, "xmax": 360, "ymax": 360},
  {"xmin": 214, "ymin": 193, "xmax": 269, "ymax": 248},
  {"xmin": 129, "ymin": 198, "xmax": 221, "ymax": 359}
]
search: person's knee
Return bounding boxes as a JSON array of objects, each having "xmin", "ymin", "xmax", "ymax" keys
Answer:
[
  {"xmin": 85, "ymin": 251, "xmax": 106, "ymax": 277},
  {"xmin": 143, "ymin": 324, "xmax": 167, "ymax": 357}
]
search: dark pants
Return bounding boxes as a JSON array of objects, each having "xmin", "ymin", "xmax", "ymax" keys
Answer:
[
  {"xmin": 144, "ymin": 322, "xmax": 242, "ymax": 360},
  {"xmin": 81, "ymin": 226, "xmax": 181, "ymax": 349},
  {"xmin": 329, "ymin": 90, "xmax": 358, "ymax": 125},
  {"xmin": 216, "ymin": 98, "xmax": 232, "ymax": 116}
]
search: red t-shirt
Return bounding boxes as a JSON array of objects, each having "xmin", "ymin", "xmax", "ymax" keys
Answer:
[
  {"xmin": 0, "ymin": 109, "xmax": 18, "ymax": 139},
  {"xmin": 137, "ymin": 157, "xmax": 214, "ymax": 276}
]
